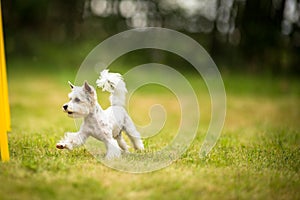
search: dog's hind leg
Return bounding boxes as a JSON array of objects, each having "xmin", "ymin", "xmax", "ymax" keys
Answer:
[
  {"xmin": 114, "ymin": 132, "xmax": 129, "ymax": 152},
  {"xmin": 123, "ymin": 117, "xmax": 144, "ymax": 151}
]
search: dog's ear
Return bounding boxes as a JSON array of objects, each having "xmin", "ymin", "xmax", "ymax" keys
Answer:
[
  {"xmin": 68, "ymin": 81, "xmax": 75, "ymax": 89},
  {"xmin": 84, "ymin": 81, "xmax": 93, "ymax": 94}
]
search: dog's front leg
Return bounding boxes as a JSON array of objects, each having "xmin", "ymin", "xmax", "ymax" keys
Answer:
[
  {"xmin": 56, "ymin": 131, "xmax": 89, "ymax": 150},
  {"xmin": 104, "ymin": 138, "xmax": 122, "ymax": 159}
]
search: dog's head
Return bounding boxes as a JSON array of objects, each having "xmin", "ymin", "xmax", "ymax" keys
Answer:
[{"xmin": 62, "ymin": 81, "xmax": 97, "ymax": 118}]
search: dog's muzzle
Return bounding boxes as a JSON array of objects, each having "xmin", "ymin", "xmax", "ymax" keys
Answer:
[{"xmin": 63, "ymin": 104, "xmax": 74, "ymax": 115}]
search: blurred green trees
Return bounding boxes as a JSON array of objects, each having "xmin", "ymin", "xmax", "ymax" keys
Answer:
[{"xmin": 2, "ymin": 0, "xmax": 300, "ymax": 74}]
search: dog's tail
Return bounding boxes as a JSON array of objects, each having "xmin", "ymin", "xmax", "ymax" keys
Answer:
[{"xmin": 96, "ymin": 69, "xmax": 127, "ymax": 107}]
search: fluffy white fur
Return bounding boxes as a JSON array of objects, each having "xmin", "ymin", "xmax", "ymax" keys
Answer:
[
  {"xmin": 56, "ymin": 70, "xmax": 144, "ymax": 159},
  {"xmin": 96, "ymin": 69, "xmax": 127, "ymax": 107}
]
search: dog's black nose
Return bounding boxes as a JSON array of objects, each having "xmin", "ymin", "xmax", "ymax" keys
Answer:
[{"xmin": 63, "ymin": 105, "xmax": 68, "ymax": 110}]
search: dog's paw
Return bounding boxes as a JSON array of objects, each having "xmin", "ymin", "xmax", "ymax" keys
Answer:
[
  {"xmin": 56, "ymin": 142, "xmax": 67, "ymax": 149},
  {"xmin": 134, "ymin": 140, "xmax": 144, "ymax": 151},
  {"xmin": 105, "ymin": 148, "xmax": 122, "ymax": 160}
]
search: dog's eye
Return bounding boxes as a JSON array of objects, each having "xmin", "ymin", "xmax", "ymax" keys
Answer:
[{"xmin": 74, "ymin": 98, "xmax": 80, "ymax": 102}]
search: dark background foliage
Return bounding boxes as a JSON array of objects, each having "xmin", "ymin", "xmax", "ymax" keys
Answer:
[{"xmin": 2, "ymin": 0, "xmax": 300, "ymax": 74}]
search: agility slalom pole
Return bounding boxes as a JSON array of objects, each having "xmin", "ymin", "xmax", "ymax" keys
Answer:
[
  {"xmin": 0, "ymin": 2, "xmax": 10, "ymax": 162},
  {"xmin": 0, "ymin": 2, "xmax": 10, "ymax": 131},
  {"xmin": 0, "ymin": 86, "xmax": 9, "ymax": 161}
]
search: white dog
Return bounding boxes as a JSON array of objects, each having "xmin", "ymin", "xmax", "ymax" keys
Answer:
[{"xmin": 56, "ymin": 70, "xmax": 144, "ymax": 159}]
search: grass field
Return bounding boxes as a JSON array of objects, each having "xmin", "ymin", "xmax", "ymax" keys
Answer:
[{"xmin": 0, "ymin": 56, "xmax": 300, "ymax": 199}]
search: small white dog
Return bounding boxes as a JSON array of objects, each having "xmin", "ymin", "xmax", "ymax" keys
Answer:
[{"xmin": 56, "ymin": 70, "xmax": 144, "ymax": 159}]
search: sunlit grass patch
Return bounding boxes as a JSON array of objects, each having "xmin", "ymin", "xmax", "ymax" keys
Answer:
[{"xmin": 1, "ymin": 64, "xmax": 300, "ymax": 200}]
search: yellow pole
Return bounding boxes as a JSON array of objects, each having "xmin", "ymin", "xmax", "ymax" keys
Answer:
[
  {"xmin": 0, "ymin": 2, "xmax": 10, "ymax": 131},
  {"xmin": 0, "ymin": 2, "xmax": 10, "ymax": 162}
]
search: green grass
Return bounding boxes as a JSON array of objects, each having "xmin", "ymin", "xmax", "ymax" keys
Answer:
[{"xmin": 1, "ymin": 56, "xmax": 300, "ymax": 200}]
